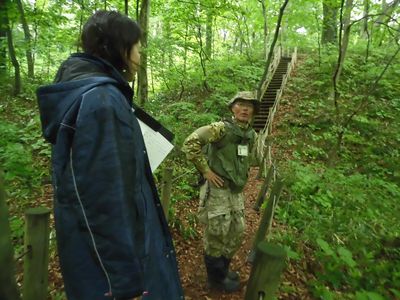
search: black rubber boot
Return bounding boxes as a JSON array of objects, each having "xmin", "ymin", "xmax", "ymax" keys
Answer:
[
  {"xmin": 222, "ymin": 256, "xmax": 239, "ymax": 281},
  {"xmin": 204, "ymin": 255, "xmax": 240, "ymax": 293}
]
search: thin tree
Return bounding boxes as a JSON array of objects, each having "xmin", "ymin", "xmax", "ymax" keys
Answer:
[
  {"xmin": 257, "ymin": 0, "xmax": 290, "ymax": 99},
  {"xmin": 258, "ymin": 0, "xmax": 268, "ymax": 59},
  {"xmin": 374, "ymin": 0, "xmax": 399, "ymax": 27},
  {"xmin": 333, "ymin": 0, "xmax": 354, "ymax": 86},
  {"xmin": 0, "ymin": 0, "xmax": 7, "ymax": 79},
  {"xmin": 15, "ymin": 0, "xmax": 34, "ymax": 78},
  {"xmin": 205, "ymin": 9, "xmax": 213, "ymax": 59},
  {"xmin": 193, "ymin": 4, "xmax": 210, "ymax": 91},
  {"xmin": 137, "ymin": 0, "xmax": 149, "ymax": 106},
  {"xmin": 313, "ymin": 3, "xmax": 322, "ymax": 66},
  {"xmin": 6, "ymin": 21, "xmax": 21, "ymax": 95},
  {"xmin": 360, "ymin": 0, "xmax": 369, "ymax": 38},
  {"xmin": 375, "ymin": 0, "xmax": 400, "ymax": 45}
]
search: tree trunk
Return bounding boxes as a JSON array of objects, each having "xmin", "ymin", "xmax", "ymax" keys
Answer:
[
  {"xmin": 335, "ymin": 0, "xmax": 354, "ymax": 84},
  {"xmin": 321, "ymin": 0, "xmax": 339, "ymax": 45},
  {"xmin": 259, "ymin": 0, "xmax": 268, "ymax": 59},
  {"xmin": 194, "ymin": 8, "xmax": 210, "ymax": 91},
  {"xmin": 375, "ymin": 0, "xmax": 399, "ymax": 26},
  {"xmin": 77, "ymin": 2, "xmax": 84, "ymax": 52},
  {"xmin": 6, "ymin": 22, "xmax": 21, "ymax": 95},
  {"xmin": 256, "ymin": 0, "xmax": 290, "ymax": 99},
  {"xmin": 205, "ymin": 11, "xmax": 212, "ymax": 59},
  {"xmin": 137, "ymin": 0, "xmax": 149, "ymax": 106},
  {"xmin": 243, "ymin": 14, "xmax": 252, "ymax": 59},
  {"xmin": 360, "ymin": 0, "xmax": 369, "ymax": 38},
  {"xmin": 0, "ymin": 0, "xmax": 7, "ymax": 79},
  {"xmin": 0, "ymin": 170, "xmax": 21, "ymax": 300},
  {"xmin": 313, "ymin": 3, "xmax": 322, "ymax": 66},
  {"xmin": 375, "ymin": 0, "xmax": 400, "ymax": 45},
  {"xmin": 16, "ymin": 0, "xmax": 34, "ymax": 78},
  {"xmin": 332, "ymin": 0, "xmax": 347, "ymax": 116},
  {"xmin": 161, "ymin": 168, "xmax": 173, "ymax": 221},
  {"xmin": 183, "ymin": 22, "xmax": 188, "ymax": 74}
]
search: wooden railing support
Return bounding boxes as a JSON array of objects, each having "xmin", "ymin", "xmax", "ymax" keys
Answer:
[
  {"xmin": 161, "ymin": 167, "xmax": 173, "ymax": 221},
  {"xmin": 22, "ymin": 207, "xmax": 51, "ymax": 300},
  {"xmin": 253, "ymin": 166, "xmax": 274, "ymax": 211},
  {"xmin": 248, "ymin": 179, "xmax": 283, "ymax": 263},
  {"xmin": 0, "ymin": 170, "xmax": 21, "ymax": 300},
  {"xmin": 245, "ymin": 241, "xmax": 287, "ymax": 300}
]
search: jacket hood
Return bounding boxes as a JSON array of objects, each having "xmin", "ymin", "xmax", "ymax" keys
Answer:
[{"xmin": 37, "ymin": 54, "xmax": 133, "ymax": 144}]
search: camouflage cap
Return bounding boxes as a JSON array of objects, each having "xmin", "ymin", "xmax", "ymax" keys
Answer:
[{"xmin": 228, "ymin": 91, "xmax": 260, "ymax": 113}]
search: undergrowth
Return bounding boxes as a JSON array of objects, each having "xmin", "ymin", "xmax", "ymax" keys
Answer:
[{"xmin": 272, "ymin": 48, "xmax": 400, "ymax": 299}]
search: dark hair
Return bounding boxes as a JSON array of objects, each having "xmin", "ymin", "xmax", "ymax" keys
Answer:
[{"xmin": 81, "ymin": 10, "xmax": 141, "ymax": 72}]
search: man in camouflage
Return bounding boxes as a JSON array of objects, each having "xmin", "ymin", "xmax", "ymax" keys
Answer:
[{"xmin": 182, "ymin": 91, "xmax": 259, "ymax": 293}]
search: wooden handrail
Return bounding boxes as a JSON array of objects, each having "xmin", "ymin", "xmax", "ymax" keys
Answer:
[{"xmin": 257, "ymin": 47, "xmax": 298, "ymax": 176}]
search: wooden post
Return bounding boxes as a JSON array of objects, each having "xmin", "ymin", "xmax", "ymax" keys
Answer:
[
  {"xmin": 161, "ymin": 167, "xmax": 173, "ymax": 221},
  {"xmin": 255, "ymin": 162, "xmax": 264, "ymax": 179},
  {"xmin": 245, "ymin": 241, "xmax": 287, "ymax": 300},
  {"xmin": 22, "ymin": 207, "xmax": 51, "ymax": 300},
  {"xmin": 253, "ymin": 165, "xmax": 274, "ymax": 211},
  {"xmin": 248, "ymin": 179, "xmax": 283, "ymax": 263},
  {"xmin": 0, "ymin": 170, "xmax": 21, "ymax": 300}
]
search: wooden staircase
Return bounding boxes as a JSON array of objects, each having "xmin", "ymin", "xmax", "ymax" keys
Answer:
[{"xmin": 253, "ymin": 56, "xmax": 292, "ymax": 132}]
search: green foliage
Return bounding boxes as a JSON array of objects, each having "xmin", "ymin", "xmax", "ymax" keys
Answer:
[
  {"xmin": 273, "ymin": 42, "xmax": 400, "ymax": 298},
  {"xmin": 276, "ymin": 160, "xmax": 400, "ymax": 299},
  {"xmin": 0, "ymin": 93, "xmax": 50, "ymax": 206},
  {"xmin": 9, "ymin": 215, "xmax": 24, "ymax": 254},
  {"xmin": 0, "ymin": 121, "xmax": 39, "ymax": 194}
]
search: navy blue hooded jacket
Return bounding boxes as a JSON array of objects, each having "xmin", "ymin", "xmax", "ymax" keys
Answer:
[{"xmin": 37, "ymin": 53, "xmax": 184, "ymax": 300}]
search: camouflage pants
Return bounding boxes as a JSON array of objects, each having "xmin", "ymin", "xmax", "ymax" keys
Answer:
[{"xmin": 198, "ymin": 181, "xmax": 245, "ymax": 258}]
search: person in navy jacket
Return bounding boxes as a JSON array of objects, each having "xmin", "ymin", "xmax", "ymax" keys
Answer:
[{"xmin": 37, "ymin": 10, "xmax": 184, "ymax": 300}]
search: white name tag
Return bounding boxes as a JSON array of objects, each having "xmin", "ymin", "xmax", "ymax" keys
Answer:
[{"xmin": 238, "ymin": 144, "xmax": 249, "ymax": 156}]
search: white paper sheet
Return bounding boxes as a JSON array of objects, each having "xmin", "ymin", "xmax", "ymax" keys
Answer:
[{"xmin": 138, "ymin": 118, "xmax": 174, "ymax": 172}]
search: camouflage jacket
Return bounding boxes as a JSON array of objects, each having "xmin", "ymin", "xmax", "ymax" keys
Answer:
[{"xmin": 182, "ymin": 119, "xmax": 258, "ymax": 175}]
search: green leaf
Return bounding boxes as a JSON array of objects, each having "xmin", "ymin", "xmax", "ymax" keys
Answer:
[
  {"xmin": 355, "ymin": 291, "xmax": 385, "ymax": 300},
  {"xmin": 284, "ymin": 246, "xmax": 301, "ymax": 260},
  {"xmin": 316, "ymin": 238, "xmax": 334, "ymax": 256},
  {"xmin": 337, "ymin": 247, "xmax": 356, "ymax": 268}
]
